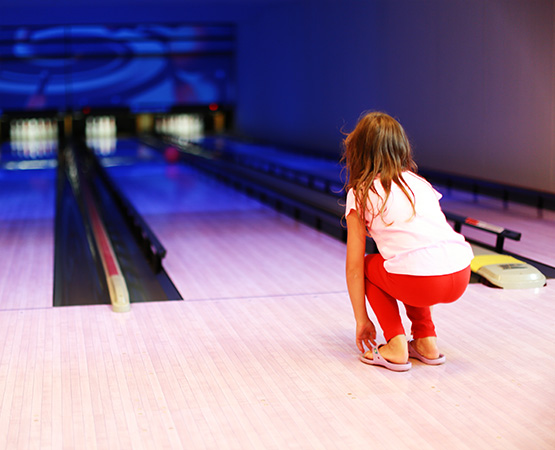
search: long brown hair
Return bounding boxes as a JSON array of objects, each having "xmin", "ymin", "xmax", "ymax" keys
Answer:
[{"xmin": 341, "ymin": 111, "xmax": 417, "ymax": 227}]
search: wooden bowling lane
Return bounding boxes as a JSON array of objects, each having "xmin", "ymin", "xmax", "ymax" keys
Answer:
[
  {"xmin": 147, "ymin": 208, "xmax": 348, "ymax": 301},
  {"xmin": 103, "ymin": 155, "xmax": 348, "ymax": 301},
  {"xmin": 0, "ymin": 167, "xmax": 56, "ymax": 310}
]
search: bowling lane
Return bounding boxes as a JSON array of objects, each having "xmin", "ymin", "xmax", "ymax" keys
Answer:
[
  {"xmin": 0, "ymin": 142, "xmax": 57, "ymax": 310},
  {"xmin": 99, "ymin": 138, "xmax": 347, "ymax": 301},
  {"xmin": 193, "ymin": 136, "xmax": 343, "ymax": 182}
]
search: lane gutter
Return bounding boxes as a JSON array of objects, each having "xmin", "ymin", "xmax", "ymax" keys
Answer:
[{"xmin": 82, "ymin": 186, "xmax": 130, "ymax": 312}]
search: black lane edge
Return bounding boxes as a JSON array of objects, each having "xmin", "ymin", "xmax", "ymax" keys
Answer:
[{"xmin": 53, "ymin": 145, "xmax": 111, "ymax": 307}]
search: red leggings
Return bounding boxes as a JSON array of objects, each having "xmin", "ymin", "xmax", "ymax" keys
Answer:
[{"xmin": 364, "ymin": 253, "xmax": 471, "ymax": 342}]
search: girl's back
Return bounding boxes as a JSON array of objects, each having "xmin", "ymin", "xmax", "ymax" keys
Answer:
[{"xmin": 346, "ymin": 171, "xmax": 472, "ymax": 276}]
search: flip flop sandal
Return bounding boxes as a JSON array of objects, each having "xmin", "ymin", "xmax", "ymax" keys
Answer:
[
  {"xmin": 359, "ymin": 346, "xmax": 412, "ymax": 372},
  {"xmin": 408, "ymin": 340, "xmax": 446, "ymax": 365}
]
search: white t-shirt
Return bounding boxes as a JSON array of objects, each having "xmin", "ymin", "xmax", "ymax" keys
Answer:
[{"xmin": 346, "ymin": 171, "xmax": 473, "ymax": 276}]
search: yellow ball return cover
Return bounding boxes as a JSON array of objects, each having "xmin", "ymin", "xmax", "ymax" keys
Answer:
[{"xmin": 470, "ymin": 251, "xmax": 546, "ymax": 289}]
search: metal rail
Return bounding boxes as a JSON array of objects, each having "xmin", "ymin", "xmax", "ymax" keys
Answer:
[{"xmin": 445, "ymin": 212, "xmax": 521, "ymax": 253}]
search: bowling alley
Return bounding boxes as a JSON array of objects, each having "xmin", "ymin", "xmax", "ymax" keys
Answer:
[{"xmin": 0, "ymin": 1, "xmax": 554, "ymax": 448}]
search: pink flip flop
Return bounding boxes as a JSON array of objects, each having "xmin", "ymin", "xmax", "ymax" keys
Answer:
[
  {"xmin": 408, "ymin": 340, "xmax": 446, "ymax": 365},
  {"xmin": 359, "ymin": 346, "xmax": 412, "ymax": 372}
]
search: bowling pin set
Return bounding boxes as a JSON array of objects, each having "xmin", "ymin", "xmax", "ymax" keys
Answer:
[
  {"xmin": 9, "ymin": 118, "xmax": 59, "ymax": 159},
  {"xmin": 85, "ymin": 116, "xmax": 117, "ymax": 155},
  {"xmin": 155, "ymin": 114, "xmax": 204, "ymax": 140}
]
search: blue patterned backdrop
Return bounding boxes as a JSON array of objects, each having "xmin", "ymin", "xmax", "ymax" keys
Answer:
[{"xmin": 0, "ymin": 24, "xmax": 235, "ymax": 113}]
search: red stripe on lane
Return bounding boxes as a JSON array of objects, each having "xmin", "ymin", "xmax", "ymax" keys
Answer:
[{"xmin": 84, "ymin": 191, "xmax": 120, "ymax": 277}]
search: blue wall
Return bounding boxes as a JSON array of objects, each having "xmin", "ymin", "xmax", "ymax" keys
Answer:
[
  {"xmin": 236, "ymin": 0, "xmax": 555, "ymax": 193},
  {"xmin": 0, "ymin": 2, "xmax": 248, "ymax": 26},
  {"xmin": 2, "ymin": 0, "xmax": 554, "ymax": 192}
]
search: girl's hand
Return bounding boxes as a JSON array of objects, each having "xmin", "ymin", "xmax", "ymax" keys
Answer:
[{"xmin": 356, "ymin": 320, "xmax": 377, "ymax": 353}]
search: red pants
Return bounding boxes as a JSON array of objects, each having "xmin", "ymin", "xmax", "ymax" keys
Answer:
[{"xmin": 364, "ymin": 253, "xmax": 471, "ymax": 342}]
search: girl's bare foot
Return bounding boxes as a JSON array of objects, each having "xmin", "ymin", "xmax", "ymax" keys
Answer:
[
  {"xmin": 363, "ymin": 334, "xmax": 408, "ymax": 364},
  {"xmin": 412, "ymin": 336, "xmax": 440, "ymax": 360}
]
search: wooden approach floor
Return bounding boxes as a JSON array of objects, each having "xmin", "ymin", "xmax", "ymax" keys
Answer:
[{"xmin": 1, "ymin": 166, "xmax": 554, "ymax": 449}]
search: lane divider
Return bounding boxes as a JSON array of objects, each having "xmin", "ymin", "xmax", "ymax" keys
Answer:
[{"xmin": 83, "ymin": 187, "xmax": 130, "ymax": 312}]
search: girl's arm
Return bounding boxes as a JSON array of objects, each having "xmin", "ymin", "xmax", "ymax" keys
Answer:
[{"xmin": 346, "ymin": 210, "xmax": 376, "ymax": 352}]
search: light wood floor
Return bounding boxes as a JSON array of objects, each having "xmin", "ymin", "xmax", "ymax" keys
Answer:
[
  {"xmin": 1, "ymin": 278, "xmax": 553, "ymax": 449},
  {"xmin": 1, "ymin": 165, "xmax": 554, "ymax": 449}
]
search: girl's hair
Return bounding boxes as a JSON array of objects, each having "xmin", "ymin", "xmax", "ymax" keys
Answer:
[{"xmin": 341, "ymin": 111, "xmax": 417, "ymax": 228}]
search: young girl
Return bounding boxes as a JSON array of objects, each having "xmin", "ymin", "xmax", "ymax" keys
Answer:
[{"xmin": 343, "ymin": 112, "xmax": 473, "ymax": 372}]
